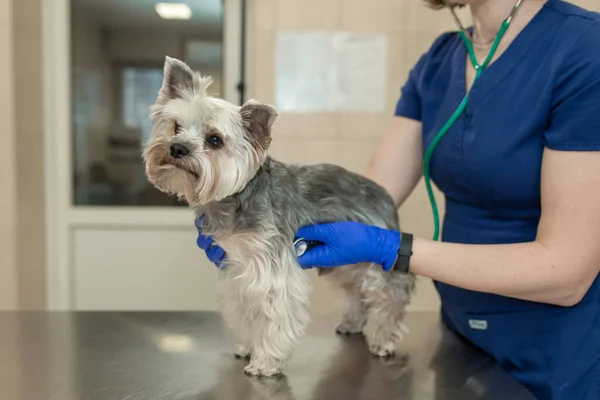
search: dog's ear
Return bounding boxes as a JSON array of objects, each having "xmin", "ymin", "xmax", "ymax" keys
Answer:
[
  {"xmin": 160, "ymin": 56, "xmax": 213, "ymax": 100},
  {"xmin": 240, "ymin": 99, "xmax": 278, "ymax": 149},
  {"xmin": 161, "ymin": 56, "xmax": 194, "ymax": 99}
]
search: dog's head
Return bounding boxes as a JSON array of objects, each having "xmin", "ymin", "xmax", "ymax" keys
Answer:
[{"xmin": 143, "ymin": 56, "xmax": 278, "ymax": 205}]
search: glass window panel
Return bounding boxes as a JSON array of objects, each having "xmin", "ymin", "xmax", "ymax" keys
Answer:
[{"xmin": 71, "ymin": 0, "xmax": 232, "ymax": 206}]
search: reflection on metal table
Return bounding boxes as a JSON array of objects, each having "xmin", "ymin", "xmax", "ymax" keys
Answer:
[{"xmin": 0, "ymin": 312, "xmax": 535, "ymax": 400}]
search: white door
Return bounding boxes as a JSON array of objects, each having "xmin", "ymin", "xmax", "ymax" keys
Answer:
[{"xmin": 44, "ymin": 0, "xmax": 246, "ymax": 310}]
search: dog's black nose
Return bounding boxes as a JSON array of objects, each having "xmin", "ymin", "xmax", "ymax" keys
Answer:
[{"xmin": 170, "ymin": 144, "xmax": 190, "ymax": 159}]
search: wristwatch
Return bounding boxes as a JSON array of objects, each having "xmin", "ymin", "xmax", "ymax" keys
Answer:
[{"xmin": 392, "ymin": 233, "xmax": 413, "ymax": 274}]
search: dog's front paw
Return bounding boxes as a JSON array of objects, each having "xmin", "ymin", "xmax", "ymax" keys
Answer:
[
  {"xmin": 369, "ymin": 342, "xmax": 396, "ymax": 358},
  {"xmin": 244, "ymin": 359, "xmax": 284, "ymax": 377},
  {"xmin": 335, "ymin": 321, "xmax": 364, "ymax": 335},
  {"xmin": 235, "ymin": 344, "xmax": 252, "ymax": 359}
]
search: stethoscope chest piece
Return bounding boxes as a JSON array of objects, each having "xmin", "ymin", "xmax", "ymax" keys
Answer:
[
  {"xmin": 293, "ymin": 239, "xmax": 309, "ymax": 257},
  {"xmin": 293, "ymin": 238, "xmax": 332, "ymax": 275}
]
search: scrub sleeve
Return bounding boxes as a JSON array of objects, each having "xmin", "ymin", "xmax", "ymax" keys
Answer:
[{"xmin": 543, "ymin": 30, "xmax": 600, "ymax": 151}]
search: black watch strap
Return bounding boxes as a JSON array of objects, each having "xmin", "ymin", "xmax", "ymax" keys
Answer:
[{"xmin": 392, "ymin": 233, "xmax": 413, "ymax": 274}]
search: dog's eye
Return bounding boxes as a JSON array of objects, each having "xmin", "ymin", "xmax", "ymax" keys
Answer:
[
  {"xmin": 174, "ymin": 121, "xmax": 181, "ymax": 135},
  {"xmin": 206, "ymin": 135, "xmax": 224, "ymax": 149}
]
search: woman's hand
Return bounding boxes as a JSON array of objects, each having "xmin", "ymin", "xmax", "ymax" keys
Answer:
[
  {"xmin": 195, "ymin": 217, "xmax": 226, "ymax": 269},
  {"xmin": 295, "ymin": 222, "xmax": 401, "ymax": 271}
]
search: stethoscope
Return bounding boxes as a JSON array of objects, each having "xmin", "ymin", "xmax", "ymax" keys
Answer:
[
  {"xmin": 293, "ymin": 238, "xmax": 314, "ymax": 257},
  {"xmin": 293, "ymin": 238, "xmax": 331, "ymax": 275},
  {"xmin": 294, "ymin": 1, "xmax": 525, "ymax": 259},
  {"xmin": 423, "ymin": 0, "xmax": 525, "ymax": 241}
]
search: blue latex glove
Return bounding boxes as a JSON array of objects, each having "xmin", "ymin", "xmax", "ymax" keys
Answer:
[
  {"xmin": 295, "ymin": 222, "xmax": 401, "ymax": 271},
  {"xmin": 195, "ymin": 217, "xmax": 226, "ymax": 269}
]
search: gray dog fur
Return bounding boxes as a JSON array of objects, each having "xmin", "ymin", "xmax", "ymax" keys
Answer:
[{"xmin": 143, "ymin": 56, "xmax": 416, "ymax": 377}]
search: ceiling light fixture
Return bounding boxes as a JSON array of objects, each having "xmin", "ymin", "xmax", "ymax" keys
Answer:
[{"xmin": 155, "ymin": 3, "xmax": 192, "ymax": 20}]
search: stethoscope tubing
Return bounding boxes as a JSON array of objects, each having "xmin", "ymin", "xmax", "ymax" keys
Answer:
[{"xmin": 424, "ymin": 0, "xmax": 524, "ymax": 241}]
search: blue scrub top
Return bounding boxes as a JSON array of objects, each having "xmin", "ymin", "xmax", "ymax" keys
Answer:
[{"xmin": 395, "ymin": 1, "xmax": 600, "ymax": 398}]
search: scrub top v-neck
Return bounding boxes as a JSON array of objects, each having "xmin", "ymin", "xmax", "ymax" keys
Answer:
[{"xmin": 395, "ymin": 1, "xmax": 600, "ymax": 399}]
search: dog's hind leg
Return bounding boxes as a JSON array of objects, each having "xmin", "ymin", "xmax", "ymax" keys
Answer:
[
  {"xmin": 332, "ymin": 269, "xmax": 368, "ymax": 335},
  {"xmin": 361, "ymin": 267, "xmax": 411, "ymax": 358},
  {"xmin": 336, "ymin": 292, "xmax": 367, "ymax": 335}
]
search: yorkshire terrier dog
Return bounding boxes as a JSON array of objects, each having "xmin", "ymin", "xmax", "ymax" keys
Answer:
[{"xmin": 143, "ymin": 57, "xmax": 416, "ymax": 377}]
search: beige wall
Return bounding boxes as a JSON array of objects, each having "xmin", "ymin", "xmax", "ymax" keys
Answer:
[
  {"xmin": 0, "ymin": 0, "xmax": 18, "ymax": 310},
  {"xmin": 0, "ymin": 0, "xmax": 46, "ymax": 310},
  {"xmin": 14, "ymin": 0, "xmax": 46, "ymax": 310}
]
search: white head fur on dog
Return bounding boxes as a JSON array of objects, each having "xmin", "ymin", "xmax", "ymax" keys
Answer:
[{"xmin": 143, "ymin": 56, "xmax": 278, "ymax": 205}]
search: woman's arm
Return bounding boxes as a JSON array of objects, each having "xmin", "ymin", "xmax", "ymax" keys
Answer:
[
  {"xmin": 411, "ymin": 149, "xmax": 600, "ymax": 307},
  {"xmin": 297, "ymin": 149, "xmax": 600, "ymax": 307},
  {"xmin": 365, "ymin": 116, "xmax": 423, "ymax": 207}
]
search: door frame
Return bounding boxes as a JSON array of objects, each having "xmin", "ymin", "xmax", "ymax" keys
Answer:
[{"xmin": 43, "ymin": 0, "xmax": 249, "ymax": 310}]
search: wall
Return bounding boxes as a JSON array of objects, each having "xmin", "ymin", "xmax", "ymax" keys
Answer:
[
  {"xmin": 0, "ymin": 0, "xmax": 46, "ymax": 310},
  {"xmin": 0, "ymin": 0, "xmax": 18, "ymax": 310},
  {"xmin": 14, "ymin": 0, "xmax": 46, "ymax": 309}
]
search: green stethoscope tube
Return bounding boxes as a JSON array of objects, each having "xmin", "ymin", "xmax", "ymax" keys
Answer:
[{"xmin": 423, "ymin": 2, "xmax": 522, "ymax": 241}]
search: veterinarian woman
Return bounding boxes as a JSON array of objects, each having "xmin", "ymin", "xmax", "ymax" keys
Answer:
[{"xmin": 197, "ymin": 0, "xmax": 600, "ymax": 398}]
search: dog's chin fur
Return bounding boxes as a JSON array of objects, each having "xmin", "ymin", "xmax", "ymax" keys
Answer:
[{"xmin": 143, "ymin": 56, "xmax": 416, "ymax": 377}]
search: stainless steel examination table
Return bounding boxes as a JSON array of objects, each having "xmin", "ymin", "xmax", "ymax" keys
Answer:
[{"xmin": 0, "ymin": 312, "xmax": 536, "ymax": 400}]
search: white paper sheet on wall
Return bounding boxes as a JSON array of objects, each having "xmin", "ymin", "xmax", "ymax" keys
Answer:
[
  {"xmin": 334, "ymin": 33, "xmax": 387, "ymax": 112},
  {"xmin": 275, "ymin": 32, "xmax": 387, "ymax": 113},
  {"xmin": 275, "ymin": 33, "xmax": 336, "ymax": 112}
]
